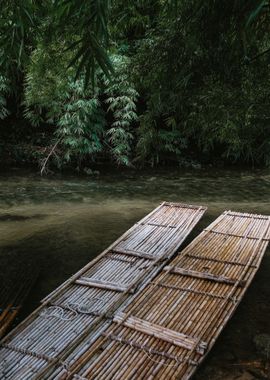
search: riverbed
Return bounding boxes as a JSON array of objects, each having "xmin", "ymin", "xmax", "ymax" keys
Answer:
[{"xmin": 0, "ymin": 167, "xmax": 269, "ymax": 379}]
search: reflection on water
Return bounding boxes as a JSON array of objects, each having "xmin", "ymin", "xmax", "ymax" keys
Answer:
[{"xmin": 0, "ymin": 167, "xmax": 269, "ymax": 379}]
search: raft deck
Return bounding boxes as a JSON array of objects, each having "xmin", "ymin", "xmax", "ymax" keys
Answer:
[
  {"xmin": 0, "ymin": 202, "xmax": 206, "ymax": 379},
  {"xmin": 46, "ymin": 210, "xmax": 270, "ymax": 380}
]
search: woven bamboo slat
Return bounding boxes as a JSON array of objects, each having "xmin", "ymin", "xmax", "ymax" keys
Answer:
[
  {"xmin": 113, "ymin": 313, "xmax": 207, "ymax": 354},
  {"xmin": 0, "ymin": 201, "xmax": 206, "ymax": 380},
  {"xmin": 163, "ymin": 265, "xmax": 246, "ymax": 286},
  {"xmin": 49, "ymin": 210, "xmax": 270, "ymax": 380},
  {"xmin": 74, "ymin": 278, "xmax": 132, "ymax": 292}
]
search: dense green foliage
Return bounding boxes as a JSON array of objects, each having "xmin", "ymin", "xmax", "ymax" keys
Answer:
[
  {"xmin": 0, "ymin": 76, "xmax": 10, "ymax": 120},
  {"xmin": 132, "ymin": 1, "xmax": 270, "ymax": 166},
  {"xmin": 24, "ymin": 47, "xmax": 138, "ymax": 171},
  {"xmin": 0, "ymin": 1, "xmax": 269, "ymax": 171}
]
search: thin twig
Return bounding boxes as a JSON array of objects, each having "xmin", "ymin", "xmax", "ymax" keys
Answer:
[{"xmin": 40, "ymin": 139, "xmax": 61, "ymax": 175}]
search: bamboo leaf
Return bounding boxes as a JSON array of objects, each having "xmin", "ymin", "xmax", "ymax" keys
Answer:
[{"xmin": 246, "ymin": 0, "xmax": 266, "ymax": 27}]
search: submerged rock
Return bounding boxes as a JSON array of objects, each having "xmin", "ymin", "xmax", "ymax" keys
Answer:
[
  {"xmin": 253, "ymin": 334, "xmax": 270, "ymax": 359},
  {"xmin": 196, "ymin": 366, "xmax": 257, "ymax": 380},
  {"xmin": 0, "ymin": 213, "xmax": 46, "ymax": 221},
  {"xmin": 248, "ymin": 367, "xmax": 269, "ymax": 379}
]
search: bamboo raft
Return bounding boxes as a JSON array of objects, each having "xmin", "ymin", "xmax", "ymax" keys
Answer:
[
  {"xmin": 0, "ymin": 202, "xmax": 206, "ymax": 379},
  {"xmin": 40, "ymin": 210, "xmax": 269, "ymax": 380}
]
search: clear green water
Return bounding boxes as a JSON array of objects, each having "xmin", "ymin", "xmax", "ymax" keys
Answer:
[{"xmin": 0, "ymin": 167, "xmax": 269, "ymax": 379}]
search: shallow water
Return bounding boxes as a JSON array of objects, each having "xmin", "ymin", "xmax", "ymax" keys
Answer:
[{"xmin": 0, "ymin": 167, "xmax": 269, "ymax": 379}]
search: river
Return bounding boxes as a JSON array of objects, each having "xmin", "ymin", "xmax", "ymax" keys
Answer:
[{"xmin": 0, "ymin": 167, "xmax": 269, "ymax": 379}]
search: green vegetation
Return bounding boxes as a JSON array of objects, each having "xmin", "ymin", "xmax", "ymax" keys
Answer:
[{"xmin": 0, "ymin": 1, "xmax": 269, "ymax": 171}]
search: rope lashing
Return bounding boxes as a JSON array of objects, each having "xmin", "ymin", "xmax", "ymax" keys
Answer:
[{"xmin": 40, "ymin": 297, "xmax": 106, "ymax": 321}]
